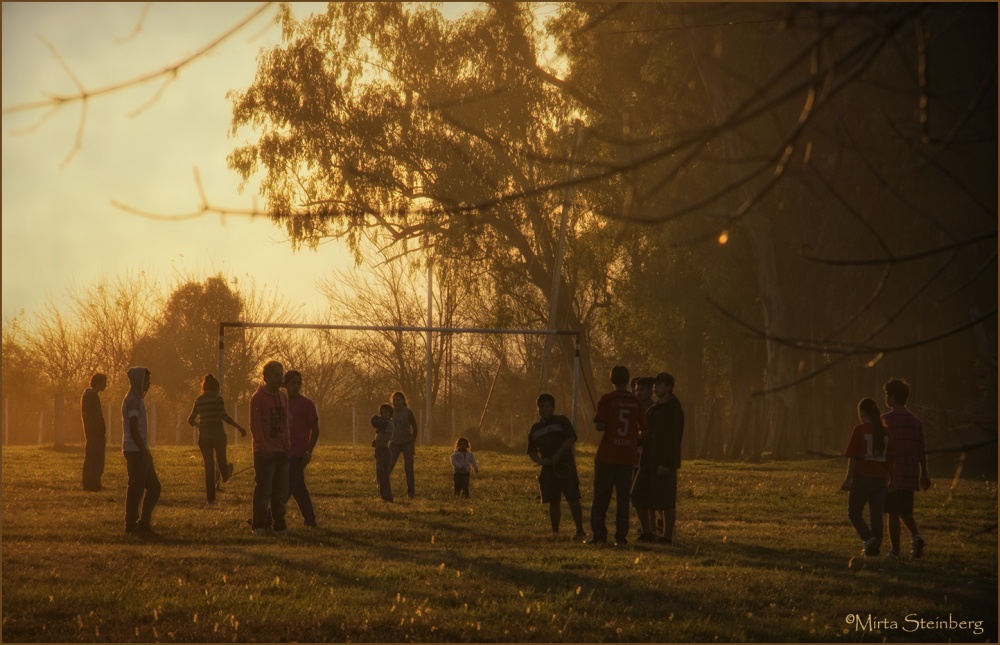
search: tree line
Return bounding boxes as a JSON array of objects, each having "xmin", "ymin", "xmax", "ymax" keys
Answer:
[{"xmin": 2, "ymin": 4, "xmax": 995, "ymax": 472}]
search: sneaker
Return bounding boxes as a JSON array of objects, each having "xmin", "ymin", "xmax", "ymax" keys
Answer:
[
  {"xmin": 252, "ymin": 527, "xmax": 271, "ymax": 536},
  {"xmin": 615, "ymin": 537, "xmax": 628, "ymax": 546},
  {"xmin": 223, "ymin": 462, "xmax": 234, "ymax": 483},
  {"xmin": 886, "ymin": 550, "xmax": 900, "ymax": 559},
  {"xmin": 656, "ymin": 535, "xmax": 673, "ymax": 544},
  {"xmin": 911, "ymin": 537, "xmax": 925, "ymax": 558},
  {"xmin": 863, "ymin": 537, "xmax": 880, "ymax": 557},
  {"xmin": 573, "ymin": 530, "xmax": 587, "ymax": 541},
  {"xmin": 585, "ymin": 536, "xmax": 607, "ymax": 545},
  {"xmin": 274, "ymin": 528, "xmax": 290, "ymax": 536},
  {"xmin": 136, "ymin": 521, "xmax": 153, "ymax": 534},
  {"xmin": 637, "ymin": 532, "xmax": 657, "ymax": 543}
]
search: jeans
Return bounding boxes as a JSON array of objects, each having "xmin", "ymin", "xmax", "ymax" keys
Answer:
[
  {"xmin": 374, "ymin": 447, "xmax": 393, "ymax": 501},
  {"xmin": 287, "ymin": 455, "xmax": 316, "ymax": 526},
  {"xmin": 848, "ymin": 476, "xmax": 887, "ymax": 547},
  {"xmin": 252, "ymin": 451, "xmax": 289, "ymax": 530},
  {"xmin": 389, "ymin": 440, "xmax": 415, "ymax": 498},
  {"xmin": 198, "ymin": 433, "xmax": 228, "ymax": 502},
  {"xmin": 454, "ymin": 472, "xmax": 471, "ymax": 497},
  {"xmin": 82, "ymin": 432, "xmax": 106, "ymax": 491},
  {"xmin": 124, "ymin": 451, "xmax": 161, "ymax": 530},
  {"xmin": 590, "ymin": 461, "xmax": 634, "ymax": 541}
]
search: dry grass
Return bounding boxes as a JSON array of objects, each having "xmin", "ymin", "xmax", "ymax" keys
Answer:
[{"xmin": 2, "ymin": 443, "xmax": 996, "ymax": 642}]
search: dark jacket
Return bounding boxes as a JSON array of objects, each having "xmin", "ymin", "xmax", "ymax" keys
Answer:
[{"xmin": 643, "ymin": 396, "xmax": 684, "ymax": 470}]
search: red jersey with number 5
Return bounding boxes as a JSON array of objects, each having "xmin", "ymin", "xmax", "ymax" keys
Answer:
[{"xmin": 593, "ymin": 390, "xmax": 645, "ymax": 466}]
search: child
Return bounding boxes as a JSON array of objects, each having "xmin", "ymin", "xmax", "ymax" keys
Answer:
[
  {"xmin": 527, "ymin": 393, "xmax": 586, "ymax": 539},
  {"xmin": 840, "ymin": 398, "xmax": 889, "ymax": 556},
  {"xmin": 187, "ymin": 373, "xmax": 247, "ymax": 503},
  {"xmin": 370, "ymin": 404, "xmax": 394, "ymax": 502},
  {"xmin": 882, "ymin": 378, "xmax": 930, "ymax": 558},
  {"xmin": 451, "ymin": 437, "xmax": 479, "ymax": 498}
]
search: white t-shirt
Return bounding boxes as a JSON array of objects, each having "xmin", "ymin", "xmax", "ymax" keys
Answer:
[{"xmin": 121, "ymin": 395, "xmax": 148, "ymax": 452}]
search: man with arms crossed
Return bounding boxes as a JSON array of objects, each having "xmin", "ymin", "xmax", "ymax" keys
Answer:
[{"xmin": 249, "ymin": 361, "xmax": 291, "ymax": 535}]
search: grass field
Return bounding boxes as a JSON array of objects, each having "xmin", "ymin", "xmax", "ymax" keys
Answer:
[{"xmin": 2, "ymin": 443, "xmax": 996, "ymax": 642}]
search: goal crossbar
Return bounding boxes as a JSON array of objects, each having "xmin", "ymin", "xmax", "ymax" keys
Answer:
[{"xmin": 218, "ymin": 322, "xmax": 581, "ymax": 431}]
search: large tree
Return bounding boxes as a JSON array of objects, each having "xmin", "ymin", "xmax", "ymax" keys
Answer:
[{"xmin": 228, "ymin": 3, "xmax": 616, "ymax": 425}]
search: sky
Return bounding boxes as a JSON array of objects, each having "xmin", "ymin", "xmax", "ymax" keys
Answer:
[{"xmin": 2, "ymin": 3, "xmax": 476, "ymax": 321}]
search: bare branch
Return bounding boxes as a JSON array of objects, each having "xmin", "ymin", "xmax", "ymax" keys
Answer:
[
  {"xmin": 3, "ymin": 3, "xmax": 276, "ymax": 166},
  {"xmin": 116, "ymin": 3, "xmax": 152, "ymax": 44},
  {"xmin": 800, "ymin": 231, "xmax": 997, "ymax": 266}
]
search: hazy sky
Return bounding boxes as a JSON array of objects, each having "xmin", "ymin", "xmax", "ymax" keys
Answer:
[{"xmin": 2, "ymin": 3, "xmax": 475, "ymax": 320}]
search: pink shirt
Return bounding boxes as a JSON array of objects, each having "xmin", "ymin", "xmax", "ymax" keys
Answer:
[{"xmin": 249, "ymin": 384, "xmax": 290, "ymax": 453}]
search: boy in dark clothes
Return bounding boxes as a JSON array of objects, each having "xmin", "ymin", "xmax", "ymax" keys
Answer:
[
  {"xmin": 527, "ymin": 393, "xmax": 586, "ymax": 539},
  {"xmin": 631, "ymin": 372, "xmax": 684, "ymax": 543},
  {"xmin": 81, "ymin": 373, "xmax": 108, "ymax": 492}
]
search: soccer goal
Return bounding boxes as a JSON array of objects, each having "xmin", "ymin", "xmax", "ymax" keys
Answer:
[{"xmin": 217, "ymin": 321, "xmax": 582, "ymax": 441}]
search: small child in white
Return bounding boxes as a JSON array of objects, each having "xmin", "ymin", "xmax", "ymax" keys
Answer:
[{"xmin": 451, "ymin": 437, "xmax": 479, "ymax": 498}]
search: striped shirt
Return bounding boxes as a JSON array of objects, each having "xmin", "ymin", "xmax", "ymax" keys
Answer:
[{"xmin": 188, "ymin": 393, "xmax": 235, "ymax": 439}]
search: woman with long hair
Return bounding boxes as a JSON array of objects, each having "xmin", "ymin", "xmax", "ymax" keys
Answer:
[
  {"xmin": 839, "ymin": 397, "xmax": 889, "ymax": 557},
  {"xmin": 187, "ymin": 374, "xmax": 247, "ymax": 503}
]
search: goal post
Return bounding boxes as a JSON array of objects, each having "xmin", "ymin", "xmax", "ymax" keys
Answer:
[{"xmin": 218, "ymin": 321, "xmax": 582, "ymax": 436}]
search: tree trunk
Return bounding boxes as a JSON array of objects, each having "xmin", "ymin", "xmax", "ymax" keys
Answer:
[{"xmin": 684, "ymin": 20, "xmax": 798, "ymax": 458}]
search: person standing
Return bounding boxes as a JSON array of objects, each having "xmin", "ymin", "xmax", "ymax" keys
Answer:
[
  {"xmin": 527, "ymin": 393, "xmax": 587, "ymax": 540},
  {"xmin": 882, "ymin": 378, "xmax": 931, "ymax": 558},
  {"xmin": 388, "ymin": 391, "xmax": 418, "ymax": 499},
  {"xmin": 122, "ymin": 367, "xmax": 161, "ymax": 534},
  {"xmin": 840, "ymin": 398, "xmax": 889, "ymax": 556},
  {"xmin": 81, "ymin": 373, "xmax": 108, "ymax": 492},
  {"xmin": 284, "ymin": 369, "xmax": 319, "ymax": 527},
  {"xmin": 451, "ymin": 437, "xmax": 479, "ymax": 498},
  {"xmin": 370, "ymin": 404, "xmax": 394, "ymax": 502},
  {"xmin": 587, "ymin": 366, "xmax": 644, "ymax": 546},
  {"xmin": 631, "ymin": 372, "xmax": 684, "ymax": 543},
  {"xmin": 187, "ymin": 374, "xmax": 247, "ymax": 503},
  {"xmin": 248, "ymin": 361, "xmax": 291, "ymax": 535}
]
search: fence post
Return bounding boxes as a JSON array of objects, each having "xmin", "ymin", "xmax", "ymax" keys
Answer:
[
  {"xmin": 37, "ymin": 410, "xmax": 45, "ymax": 445},
  {"xmin": 352, "ymin": 406, "xmax": 357, "ymax": 447},
  {"xmin": 3, "ymin": 397, "xmax": 8, "ymax": 446}
]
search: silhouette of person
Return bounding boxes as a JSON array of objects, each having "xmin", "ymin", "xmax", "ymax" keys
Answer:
[{"xmin": 81, "ymin": 373, "xmax": 108, "ymax": 491}]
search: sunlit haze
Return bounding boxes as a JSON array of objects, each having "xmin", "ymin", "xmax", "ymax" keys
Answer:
[{"xmin": 2, "ymin": 3, "xmax": 476, "ymax": 320}]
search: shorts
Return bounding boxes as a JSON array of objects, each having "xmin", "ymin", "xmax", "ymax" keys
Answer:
[
  {"xmin": 884, "ymin": 489, "xmax": 915, "ymax": 515},
  {"xmin": 630, "ymin": 466, "xmax": 677, "ymax": 511},
  {"xmin": 538, "ymin": 462, "xmax": 581, "ymax": 504}
]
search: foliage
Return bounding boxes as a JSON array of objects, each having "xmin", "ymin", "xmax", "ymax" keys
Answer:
[
  {"xmin": 2, "ymin": 445, "xmax": 997, "ymax": 642},
  {"xmin": 227, "ymin": 3, "xmax": 621, "ymax": 417}
]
